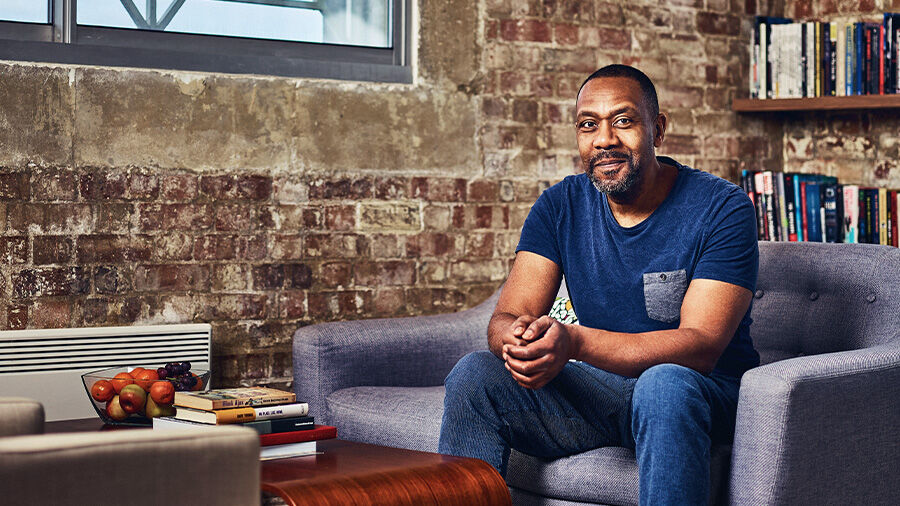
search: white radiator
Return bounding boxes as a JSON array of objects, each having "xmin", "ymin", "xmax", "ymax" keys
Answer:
[{"xmin": 0, "ymin": 324, "xmax": 211, "ymax": 421}]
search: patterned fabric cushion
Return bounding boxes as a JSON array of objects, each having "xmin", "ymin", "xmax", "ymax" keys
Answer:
[{"xmin": 548, "ymin": 297, "xmax": 578, "ymax": 324}]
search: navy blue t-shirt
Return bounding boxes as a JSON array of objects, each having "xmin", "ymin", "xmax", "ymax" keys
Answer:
[{"xmin": 516, "ymin": 156, "xmax": 760, "ymax": 377}]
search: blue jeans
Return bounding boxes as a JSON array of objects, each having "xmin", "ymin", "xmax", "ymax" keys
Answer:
[{"xmin": 438, "ymin": 351, "xmax": 741, "ymax": 505}]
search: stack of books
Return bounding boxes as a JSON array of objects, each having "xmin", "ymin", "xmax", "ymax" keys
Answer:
[
  {"xmin": 742, "ymin": 170, "xmax": 899, "ymax": 246},
  {"xmin": 152, "ymin": 386, "xmax": 337, "ymax": 459},
  {"xmin": 750, "ymin": 13, "xmax": 900, "ymax": 99}
]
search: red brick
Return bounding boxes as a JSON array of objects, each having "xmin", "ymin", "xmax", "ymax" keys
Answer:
[
  {"xmin": 405, "ymin": 288, "xmax": 466, "ymax": 314},
  {"xmin": 42, "ymin": 204, "xmax": 93, "ymax": 234},
  {"xmin": 202, "ymin": 294, "xmax": 268, "ymax": 320},
  {"xmin": 135, "ymin": 264, "xmax": 210, "ymax": 292},
  {"xmin": 0, "ymin": 172, "xmax": 29, "ymax": 200},
  {"xmin": 31, "ymin": 168, "xmax": 77, "ymax": 201},
  {"xmin": 374, "ymin": 177, "xmax": 410, "ymax": 200},
  {"xmin": 482, "ymin": 97, "xmax": 507, "ymax": 118},
  {"xmin": 373, "ymin": 287, "xmax": 405, "ymax": 316},
  {"xmin": 94, "ymin": 265, "xmax": 131, "ymax": 294},
  {"xmin": 193, "ymin": 235, "xmax": 238, "ymax": 260},
  {"xmin": 337, "ymin": 290, "xmax": 373, "ymax": 315},
  {"xmin": 467, "ymin": 180, "xmax": 499, "ymax": 202},
  {"xmin": 412, "ymin": 177, "xmax": 467, "ymax": 202},
  {"xmin": 696, "ymin": 12, "xmax": 740, "ymax": 36},
  {"xmin": 237, "ymin": 175, "xmax": 273, "ymax": 201},
  {"xmin": 76, "ymin": 235, "xmax": 153, "ymax": 263},
  {"xmin": 661, "ymin": 134, "xmax": 701, "ymax": 155},
  {"xmin": 0, "ymin": 236, "xmax": 27, "ymax": 264},
  {"xmin": 7, "ymin": 304, "xmax": 28, "ymax": 329},
  {"xmin": 96, "ymin": 204, "xmax": 135, "ymax": 234},
  {"xmin": 554, "ymin": 23, "xmax": 579, "ymax": 45},
  {"xmin": 500, "ymin": 19, "xmax": 551, "ymax": 42},
  {"xmin": 475, "ymin": 206, "xmax": 494, "ymax": 228},
  {"xmin": 280, "ymin": 290, "xmax": 307, "ymax": 319},
  {"xmin": 466, "ymin": 232, "xmax": 495, "ymax": 257},
  {"xmin": 31, "ymin": 299, "xmax": 71, "ymax": 328},
  {"xmin": 858, "ymin": 0, "xmax": 876, "ymax": 12},
  {"xmin": 215, "ymin": 204, "xmax": 255, "ymax": 232},
  {"xmin": 486, "ymin": 20, "xmax": 499, "ymax": 40},
  {"xmin": 154, "ymin": 233, "xmax": 193, "ymax": 261},
  {"xmin": 200, "ymin": 175, "xmax": 238, "ymax": 199},
  {"xmin": 239, "ymin": 234, "xmax": 268, "ymax": 260},
  {"xmin": 126, "ymin": 171, "xmax": 160, "ymax": 200},
  {"xmin": 512, "ymin": 99, "xmax": 539, "ymax": 123},
  {"xmin": 597, "ymin": 28, "xmax": 631, "ymax": 50},
  {"xmin": 531, "ymin": 75, "xmax": 554, "ymax": 98},
  {"xmin": 308, "ymin": 178, "xmax": 373, "ymax": 200},
  {"xmin": 354, "ymin": 261, "xmax": 416, "ymax": 286},
  {"xmin": 161, "ymin": 174, "xmax": 199, "ymax": 201},
  {"xmin": 80, "ymin": 170, "xmax": 127, "ymax": 200},
  {"xmin": 324, "ymin": 205, "xmax": 356, "ymax": 231},
  {"xmin": 406, "ymin": 233, "xmax": 454, "ymax": 257},
  {"xmin": 139, "ymin": 204, "xmax": 214, "ymax": 231},
  {"xmin": 500, "ymin": 71, "xmax": 530, "ymax": 95},
  {"xmin": 12, "ymin": 267, "xmax": 89, "ymax": 298},
  {"xmin": 319, "ymin": 261, "xmax": 353, "ymax": 288},
  {"xmin": 705, "ymin": 65, "xmax": 718, "ymax": 84},
  {"xmin": 286, "ymin": 263, "xmax": 313, "ymax": 289},
  {"xmin": 252, "ymin": 264, "xmax": 286, "ymax": 290},
  {"xmin": 33, "ymin": 236, "xmax": 71, "ymax": 265},
  {"xmin": 270, "ymin": 234, "xmax": 304, "ymax": 260}
]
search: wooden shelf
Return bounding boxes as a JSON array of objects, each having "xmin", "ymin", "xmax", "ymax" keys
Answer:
[{"xmin": 732, "ymin": 95, "xmax": 900, "ymax": 112}]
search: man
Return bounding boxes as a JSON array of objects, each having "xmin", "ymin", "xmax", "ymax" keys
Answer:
[{"xmin": 438, "ymin": 64, "xmax": 759, "ymax": 505}]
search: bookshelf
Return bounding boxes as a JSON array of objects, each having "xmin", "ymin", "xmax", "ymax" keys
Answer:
[{"xmin": 733, "ymin": 95, "xmax": 900, "ymax": 112}]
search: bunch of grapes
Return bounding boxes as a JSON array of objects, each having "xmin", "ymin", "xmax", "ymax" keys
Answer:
[{"xmin": 156, "ymin": 361, "xmax": 199, "ymax": 392}]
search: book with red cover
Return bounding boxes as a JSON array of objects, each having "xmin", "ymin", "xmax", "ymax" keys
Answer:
[{"xmin": 259, "ymin": 424, "xmax": 337, "ymax": 447}]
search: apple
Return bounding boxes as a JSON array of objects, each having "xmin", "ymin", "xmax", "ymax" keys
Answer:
[
  {"xmin": 106, "ymin": 396, "xmax": 128, "ymax": 421},
  {"xmin": 149, "ymin": 380, "xmax": 175, "ymax": 405},
  {"xmin": 145, "ymin": 396, "xmax": 176, "ymax": 418},
  {"xmin": 90, "ymin": 379, "xmax": 115, "ymax": 403},
  {"xmin": 118, "ymin": 384, "xmax": 147, "ymax": 414},
  {"xmin": 111, "ymin": 372, "xmax": 134, "ymax": 394},
  {"xmin": 134, "ymin": 369, "xmax": 159, "ymax": 392},
  {"xmin": 190, "ymin": 372, "xmax": 204, "ymax": 391}
]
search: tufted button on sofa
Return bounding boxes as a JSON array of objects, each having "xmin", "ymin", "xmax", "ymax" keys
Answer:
[{"xmin": 293, "ymin": 242, "xmax": 900, "ymax": 505}]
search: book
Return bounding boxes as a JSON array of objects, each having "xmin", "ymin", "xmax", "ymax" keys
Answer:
[
  {"xmin": 783, "ymin": 173, "xmax": 798, "ymax": 241},
  {"xmin": 174, "ymin": 402, "xmax": 310, "ymax": 424},
  {"xmin": 174, "ymin": 386, "xmax": 296, "ymax": 411},
  {"xmin": 153, "ymin": 414, "xmax": 315, "ymax": 434},
  {"xmin": 823, "ymin": 184, "xmax": 840, "ymax": 242},
  {"xmin": 260, "ymin": 440, "xmax": 318, "ymax": 460},
  {"xmin": 843, "ymin": 185, "xmax": 859, "ymax": 243},
  {"xmin": 762, "ymin": 171, "xmax": 779, "ymax": 241},
  {"xmin": 879, "ymin": 187, "xmax": 889, "ymax": 245},
  {"xmin": 259, "ymin": 424, "xmax": 337, "ymax": 447},
  {"xmin": 805, "ymin": 181, "xmax": 823, "ymax": 242}
]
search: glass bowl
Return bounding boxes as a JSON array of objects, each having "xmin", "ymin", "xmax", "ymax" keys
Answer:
[{"xmin": 81, "ymin": 365, "xmax": 211, "ymax": 426}]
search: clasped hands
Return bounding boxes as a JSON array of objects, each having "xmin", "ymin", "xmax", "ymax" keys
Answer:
[{"xmin": 501, "ymin": 315, "xmax": 575, "ymax": 390}]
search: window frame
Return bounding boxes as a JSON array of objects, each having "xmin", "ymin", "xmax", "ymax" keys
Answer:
[{"xmin": 0, "ymin": 0, "xmax": 411, "ymax": 83}]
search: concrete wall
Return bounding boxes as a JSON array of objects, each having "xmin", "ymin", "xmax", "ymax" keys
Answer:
[{"xmin": 1, "ymin": 0, "xmax": 889, "ymax": 388}]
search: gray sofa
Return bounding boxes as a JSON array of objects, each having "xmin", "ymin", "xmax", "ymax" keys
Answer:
[{"xmin": 293, "ymin": 242, "xmax": 900, "ymax": 505}]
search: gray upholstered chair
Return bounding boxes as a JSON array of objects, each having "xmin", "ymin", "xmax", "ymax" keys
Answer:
[
  {"xmin": 293, "ymin": 242, "xmax": 900, "ymax": 505},
  {"xmin": 0, "ymin": 397, "xmax": 261, "ymax": 506}
]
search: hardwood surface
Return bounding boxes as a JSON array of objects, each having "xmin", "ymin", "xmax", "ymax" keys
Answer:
[
  {"xmin": 46, "ymin": 418, "xmax": 511, "ymax": 506},
  {"xmin": 732, "ymin": 95, "xmax": 900, "ymax": 112}
]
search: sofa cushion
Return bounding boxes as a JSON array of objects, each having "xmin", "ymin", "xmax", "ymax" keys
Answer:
[
  {"xmin": 507, "ymin": 444, "xmax": 732, "ymax": 506},
  {"xmin": 326, "ymin": 386, "xmax": 445, "ymax": 453}
]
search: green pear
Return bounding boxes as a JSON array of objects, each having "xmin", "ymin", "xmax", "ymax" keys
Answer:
[{"xmin": 145, "ymin": 396, "xmax": 176, "ymax": 418}]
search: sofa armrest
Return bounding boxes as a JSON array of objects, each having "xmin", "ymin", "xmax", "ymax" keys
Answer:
[
  {"xmin": 0, "ymin": 426, "xmax": 260, "ymax": 506},
  {"xmin": 729, "ymin": 338, "xmax": 900, "ymax": 506},
  {"xmin": 293, "ymin": 289, "xmax": 499, "ymax": 422},
  {"xmin": 0, "ymin": 397, "xmax": 44, "ymax": 437}
]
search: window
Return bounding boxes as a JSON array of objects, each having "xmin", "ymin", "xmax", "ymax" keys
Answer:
[{"xmin": 0, "ymin": 0, "xmax": 410, "ymax": 82}]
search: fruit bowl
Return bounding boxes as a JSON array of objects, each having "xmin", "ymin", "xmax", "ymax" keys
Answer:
[{"xmin": 81, "ymin": 364, "xmax": 211, "ymax": 426}]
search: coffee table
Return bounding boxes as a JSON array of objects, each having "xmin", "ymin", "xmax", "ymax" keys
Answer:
[{"xmin": 46, "ymin": 419, "xmax": 511, "ymax": 506}]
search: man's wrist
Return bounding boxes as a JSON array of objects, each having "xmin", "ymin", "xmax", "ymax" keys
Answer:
[{"xmin": 565, "ymin": 323, "xmax": 582, "ymax": 361}]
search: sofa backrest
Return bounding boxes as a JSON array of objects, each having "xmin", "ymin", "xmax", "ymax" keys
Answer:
[{"xmin": 752, "ymin": 242, "xmax": 900, "ymax": 365}]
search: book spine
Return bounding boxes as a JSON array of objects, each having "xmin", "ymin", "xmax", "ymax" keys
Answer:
[
  {"xmin": 857, "ymin": 23, "xmax": 865, "ymax": 95},
  {"xmin": 893, "ymin": 190, "xmax": 899, "ymax": 247},
  {"xmin": 754, "ymin": 172, "xmax": 769, "ymax": 240},
  {"xmin": 880, "ymin": 25, "xmax": 886, "ymax": 95},
  {"xmin": 846, "ymin": 24, "xmax": 854, "ymax": 95},
  {"xmin": 784, "ymin": 174, "xmax": 798, "ymax": 241},
  {"xmin": 807, "ymin": 22, "xmax": 816, "ymax": 97},
  {"xmin": 829, "ymin": 23, "xmax": 837, "ymax": 95},
  {"xmin": 836, "ymin": 22, "xmax": 846, "ymax": 96},
  {"xmin": 751, "ymin": 20, "xmax": 760, "ymax": 99},
  {"xmin": 806, "ymin": 182, "xmax": 822, "ymax": 242},
  {"xmin": 864, "ymin": 190, "xmax": 873, "ymax": 243},
  {"xmin": 823, "ymin": 185, "xmax": 839, "ymax": 242},
  {"xmin": 793, "ymin": 174, "xmax": 805, "ymax": 241},
  {"xmin": 775, "ymin": 172, "xmax": 788, "ymax": 239},
  {"xmin": 216, "ymin": 403, "xmax": 310, "ymax": 423},
  {"xmin": 887, "ymin": 190, "xmax": 895, "ymax": 247},
  {"xmin": 885, "ymin": 14, "xmax": 893, "ymax": 94},
  {"xmin": 800, "ymin": 181, "xmax": 809, "ymax": 241},
  {"xmin": 762, "ymin": 171, "xmax": 778, "ymax": 241},
  {"xmin": 801, "ymin": 23, "xmax": 808, "ymax": 96},
  {"xmin": 879, "ymin": 187, "xmax": 888, "ymax": 245},
  {"xmin": 843, "ymin": 185, "xmax": 859, "ymax": 243},
  {"xmin": 835, "ymin": 184, "xmax": 844, "ymax": 243},
  {"xmin": 815, "ymin": 22, "xmax": 822, "ymax": 97},
  {"xmin": 760, "ymin": 20, "xmax": 769, "ymax": 99},
  {"xmin": 259, "ymin": 425, "xmax": 337, "ymax": 447}
]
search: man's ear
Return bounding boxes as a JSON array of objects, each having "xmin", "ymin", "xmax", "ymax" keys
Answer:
[{"xmin": 653, "ymin": 113, "xmax": 667, "ymax": 147}]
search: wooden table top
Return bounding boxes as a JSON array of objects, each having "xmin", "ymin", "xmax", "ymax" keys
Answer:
[{"xmin": 46, "ymin": 418, "xmax": 511, "ymax": 506}]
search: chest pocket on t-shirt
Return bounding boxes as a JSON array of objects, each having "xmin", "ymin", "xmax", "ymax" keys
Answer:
[{"xmin": 642, "ymin": 269, "xmax": 688, "ymax": 323}]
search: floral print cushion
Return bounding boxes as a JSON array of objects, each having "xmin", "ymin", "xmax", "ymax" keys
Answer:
[{"xmin": 548, "ymin": 297, "xmax": 578, "ymax": 324}]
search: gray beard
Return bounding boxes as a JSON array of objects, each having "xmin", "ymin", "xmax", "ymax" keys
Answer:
[{"xmin": 587, "ymin": 156, "xmax": 641, "ymax": 198}]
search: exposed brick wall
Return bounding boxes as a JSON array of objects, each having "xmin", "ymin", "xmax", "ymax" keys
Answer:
[
  {"xmin": 779, "ymin": 0, "xmax": 900, "ymax": 188},
  {"xmin": 5, "ymin": 0, "xmax": 889, "ymax": 388}
]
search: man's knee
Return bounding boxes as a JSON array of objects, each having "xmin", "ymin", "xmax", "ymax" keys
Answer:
[
  {"xmin": 444, "ymin": 350, "xmax": 507, "ymax": 398},
  {"xmin": 631, "ymin": 363, "xmax": 706, "ymax": 420}
]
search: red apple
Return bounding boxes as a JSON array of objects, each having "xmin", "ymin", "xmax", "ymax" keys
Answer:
[
  {"xmin": 149, "ymin": 380, "xmax": 175, "ymax": 405},
  {"xmin": 106, "ymin": 396, "xmax": 128, "ymax": 421},
  {"xmin": 145, "ymin": 396, "xmax": 176, "ymax": 418},
  {"xmin": 111, "ymin": 372, "xmax": 134, "ymax": 394},
  {"xmin": 118, "ymin": 384, "xmax": 147, "ymax": 414}
]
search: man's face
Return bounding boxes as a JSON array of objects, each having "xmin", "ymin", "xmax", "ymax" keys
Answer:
[{"xmin": 575, "ymin": 77, "xmax": 660, "ymax": 198}]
